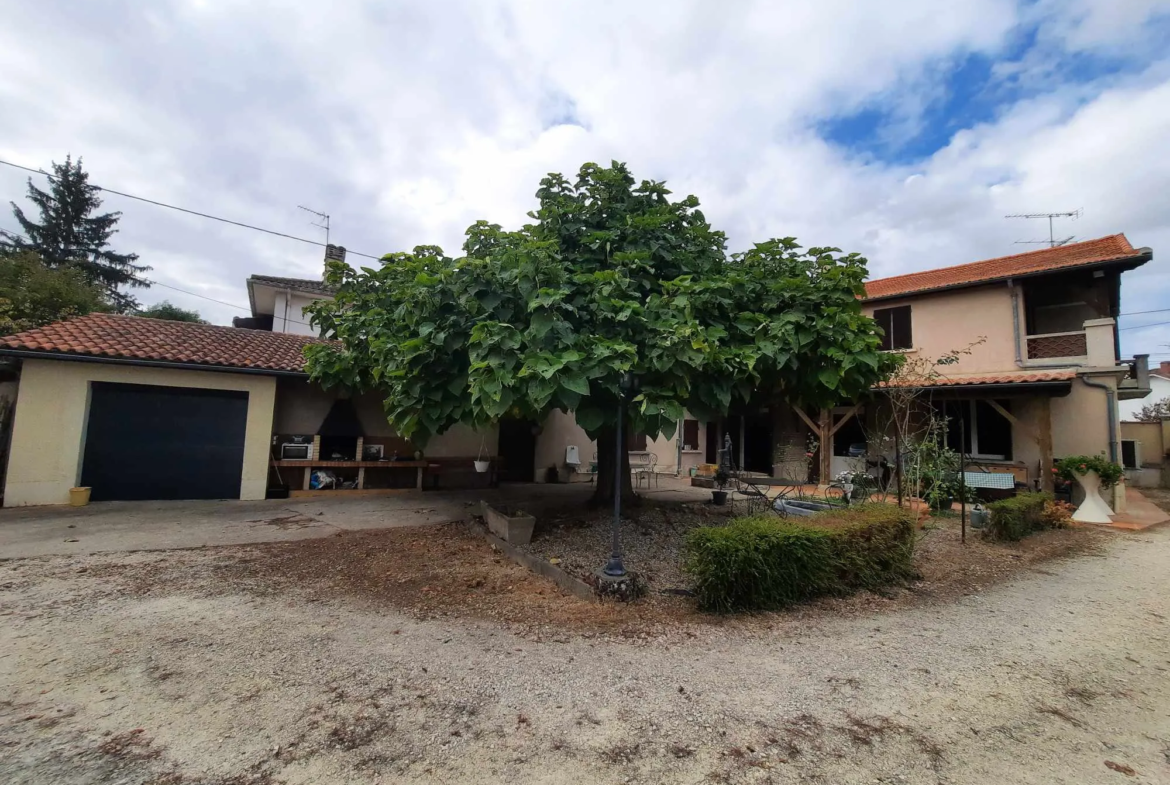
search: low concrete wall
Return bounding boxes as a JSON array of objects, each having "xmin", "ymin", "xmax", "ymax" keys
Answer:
[{"xmin": 484, "ymin": 530, "xmax": 595, "ymax": 601}]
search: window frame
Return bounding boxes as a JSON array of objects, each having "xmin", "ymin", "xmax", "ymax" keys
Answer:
[{"xmin": 873, "ymin": 305, "xmax": 913, "ymax": 351}]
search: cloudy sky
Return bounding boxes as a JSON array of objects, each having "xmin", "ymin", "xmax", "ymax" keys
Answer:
[{"xmin": 1, "ymin": 0, "xmax": 1168, "ymax": 359}]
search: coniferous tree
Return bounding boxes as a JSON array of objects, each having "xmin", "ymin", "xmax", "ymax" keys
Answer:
[{"xmin": 5, "ymin": 156, "xmax": 149, "ymax": 312}]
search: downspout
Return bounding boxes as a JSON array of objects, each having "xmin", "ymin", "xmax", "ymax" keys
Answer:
[
  {"xmin": 676, "ymin": 418, "xmax": 683, "ymax": 477},
  {"xmin": 1009, "ymin": 279, "xmax": 1023, "ymax": 367},
  {"xmin": 1080, "ymin": 376, "xmax": 1118, "ymax": 463}
]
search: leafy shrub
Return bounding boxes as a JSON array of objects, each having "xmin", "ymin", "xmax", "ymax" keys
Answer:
[
  {"xmin": 983, "ymin": 492, "xmax": 1052, "ymax": 542},
  {"xmin": 1055, "ymin": 454, "xmax": 1123, "ymax": 488},
  {"xmin": 684, "ymin": 505, "xmax": 916, "ymax": 613}
]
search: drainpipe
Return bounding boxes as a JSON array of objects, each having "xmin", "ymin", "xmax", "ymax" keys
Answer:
[
  {"xmin": 676, "ymin": 418, "xmax": 683, "ymax": 477},
  {"xmin": 1080, "ymin": 375, "xmax": 1118, "ymax": 463},
  {"xmin": 1009, "ymin": 279, "xmax": 1023, "ymax": 367}
]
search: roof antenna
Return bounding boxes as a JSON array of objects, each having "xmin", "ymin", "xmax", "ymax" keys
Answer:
[
  {"xmin": 297, "ymin": 205, "xmax": 330, "ymax": 246},
  {"xmin": 1006, "ymin": 209, "xmax": 1081, "ymax": 248}
]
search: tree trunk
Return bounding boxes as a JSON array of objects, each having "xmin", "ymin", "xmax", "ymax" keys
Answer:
[{"xmin": 591, "ymin": 424, "xmax": 640, "ymax": 507}]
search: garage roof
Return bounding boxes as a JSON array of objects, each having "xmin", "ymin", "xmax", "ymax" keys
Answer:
[
  {"xmin": 863, "ymin": 234, "xmax": 1150, "ymax": 301},
  {"xmin": 0, "ymin": 313, "xmax": 332, "ymax": 374}
]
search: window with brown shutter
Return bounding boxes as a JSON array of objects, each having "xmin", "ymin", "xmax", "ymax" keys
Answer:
[{"xmin": 682, "ymin": 419, "xmax": 700, "ymax": 450}]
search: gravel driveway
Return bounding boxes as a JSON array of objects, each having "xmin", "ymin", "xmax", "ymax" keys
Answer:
[{"xmin": 2, "ymin": 523, "xmax": 1168, "ymax": 784}]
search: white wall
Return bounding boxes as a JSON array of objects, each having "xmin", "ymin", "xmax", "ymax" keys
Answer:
[
  {"xmin": 273, "ymin": 291, "xmax": 329, "ymax": 336},
  {"xmin": 1120, "ymin": 375, "xmax": 1170, "ymax": 421}
]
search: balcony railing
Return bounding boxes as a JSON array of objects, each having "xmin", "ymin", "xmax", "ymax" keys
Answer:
[{"xmin": 1026, "ymin": 330, "xmax": 1088, "ymax": 360}]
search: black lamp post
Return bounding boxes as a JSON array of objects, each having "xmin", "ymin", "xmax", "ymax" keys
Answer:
[{"xmin": 603, "ymin": 372, "xmax": 637, "ymax": 577}]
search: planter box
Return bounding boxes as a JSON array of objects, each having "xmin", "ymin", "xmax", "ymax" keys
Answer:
[
  {"xmin": 772, "ymin": 498, "xmax": 836, "ymax": 517},
  {"xmin": 481, "ymin": 501, "xmax": 536, "ymax": 545}
]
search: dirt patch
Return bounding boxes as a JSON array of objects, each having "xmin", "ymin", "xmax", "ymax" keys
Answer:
[{"xmin": 81, "ymin": 501, "xmax": 1107, "ymax": 636}]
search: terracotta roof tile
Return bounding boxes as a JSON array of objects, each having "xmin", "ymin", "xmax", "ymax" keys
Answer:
[
  {"xmin": 0, "ymin": 313, "xmax": 331, "ymax": 373},
  {"xmin": 878, "ymin": 369, "xmax": 1078, "ymax": 389},
  {"xmin": 864, "ymin": 234, "xmax": 1144, "ymax": 301}
]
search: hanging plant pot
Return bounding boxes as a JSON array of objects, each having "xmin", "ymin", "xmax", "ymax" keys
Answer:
[
  {"xmin": 474, "ymin": 434, "xmax": 489, "ymax": 473},
  {"xmin": 474, "ymin": 459, "xmax": 490, "ymax": 473}
]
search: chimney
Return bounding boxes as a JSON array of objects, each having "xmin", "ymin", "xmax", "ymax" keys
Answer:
[
  {"xmin": 1161, "ymin": 360, "xmax": 1170, "ymax": 377},
  {"xmin": 1133, "ymin": 354, "xmax": 1150, "ymax": 390},
  {"xmin": 324, "ymin": 244, "xmax": 346, "ymax": 279}
]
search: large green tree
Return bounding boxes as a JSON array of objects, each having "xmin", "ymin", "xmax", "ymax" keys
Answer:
[
  {"xmin": 305, "ymin": 162, "xmax": 893, "ymax": 503},
  {"xmin": 5, "ymin": 156, "xmax": 149, "ymax": 312},
  {"xmin": 136, "ymin": 300, "xmax": 208, "ymax": 324},
  {"xmin": 0, "ymin": 249, "xmax": 110, "ymax": 335}
]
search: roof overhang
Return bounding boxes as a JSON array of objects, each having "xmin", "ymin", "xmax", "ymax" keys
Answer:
[
  {"xmin": 862, "ymin": 249, "xmax": 1153, "ymax": 304},
  {"xmin": 0, "ymin": 348, "xmax": 310, "ymax": 378}
]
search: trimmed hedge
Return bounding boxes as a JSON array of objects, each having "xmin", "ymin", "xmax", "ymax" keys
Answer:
[
  {"xmin": 983, "ymin": 492, "xmax": 1050, "ymax": 542},
  {"xmin": 684, "ymin": 505, "xmax": 917, "ymax": 613}
]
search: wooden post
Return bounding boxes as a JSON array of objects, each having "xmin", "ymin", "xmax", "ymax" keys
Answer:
[
  {"xmin": 1038, "ymin": 396, "xmax": 1054, "ymax": 493},
  {"xmin": 895, "ymin": 429, "xmax": 903, "ymax": 508},
  {"xmin": 818, "ymin": 408, "xmax": 832, "ymax": 487}
]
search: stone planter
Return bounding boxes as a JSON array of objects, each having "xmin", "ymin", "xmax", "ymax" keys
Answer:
[
  {"xmin": 1070, "ymin": 470, "xmax": 1114, "ymax": 524},
  {"xmin": 772, "ymin": 498, "xmax": 836, "ymax": 516},
  {"xmin": 481, "ymin": 501, "xmax": 536, "ymax": 545}
]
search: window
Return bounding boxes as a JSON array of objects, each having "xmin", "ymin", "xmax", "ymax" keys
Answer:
[
  {"xmin": 940, "ymin": 399, "xmax": 1013, "ymax": 460},
  {"xmin": 873, "ymin": 305, "xmax": 912, "ymax": 351},
  {"xmin": 1121, "ymin": 440, "xmax": 1140, "ymax": 470},
  {"xmin": 682, "ymin": 419, "xmax": 700, "ymax": 451},
  {"xmin": 626, "ymin": 431, "xmax": 648, "ymax": 451}
]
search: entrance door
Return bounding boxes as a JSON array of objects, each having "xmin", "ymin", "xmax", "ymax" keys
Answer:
[
  {"xmin": 80, "ymin": 382, "xmax": 249, "ymax": 501},
  {"xmin": 497, "ymin": 418, "xmax": 536, "ymax": 482},
  {"xmin": 742, "ymin": 412, "xmax": 773, "ymax": 474}
]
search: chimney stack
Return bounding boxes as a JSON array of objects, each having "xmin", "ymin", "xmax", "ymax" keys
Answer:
[
  {"xmin": 1160, "ymin": 360, "xmax": 1170, "ymax": 377},
  {"xmin": 324, "ymin": 244, "xmax": 346, "ymax": 279}
]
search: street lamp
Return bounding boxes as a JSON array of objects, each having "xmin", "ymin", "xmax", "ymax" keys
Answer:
[{"xmin": 603, "ymin": 372, "xmax": 637, "ymax": 577}]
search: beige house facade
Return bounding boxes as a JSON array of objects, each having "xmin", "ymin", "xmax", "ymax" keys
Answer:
[{"xmin": 0, "ymin": 234, "xmax": 1152, "ymax": 506}]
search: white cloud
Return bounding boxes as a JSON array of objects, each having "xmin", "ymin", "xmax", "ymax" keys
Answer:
[{"xmin": 0, "ymin": 0, "xmax": 1166, "ymax": 357}]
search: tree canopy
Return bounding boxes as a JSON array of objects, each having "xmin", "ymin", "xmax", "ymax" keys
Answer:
[
  {"xmin": 0, "ymin": 249, "xmax": 110, "ymax": 335},
  {"xmin": 305, "ymin": 162, "xmax": 894, "ymax": 500},
  {"xmin": 136, "ymin": 300, "xmax": 208, "ymax": 324},
  {"xmin": 4, "ymin": 156, "xmax": 149, "ymax": 312},
  {"xmin": 1135, "ymin": 396, "xmax": 1170, "ymax": 422}
]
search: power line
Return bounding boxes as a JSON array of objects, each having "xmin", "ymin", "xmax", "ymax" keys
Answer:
[
  {"xmin": 1120, "ymin": 307, "xmax": 1170, "ymax": 317},
  {"xmin": 2, "ymin": 224, "xmax": 322, "ymax": 328},
  {"xmin": 1120, "ymin": 320, "xmax": 1170, "ymax": 331},
  {"xmin": 0, "ymin": 157, "xmax": 383, "ymax": 261}
]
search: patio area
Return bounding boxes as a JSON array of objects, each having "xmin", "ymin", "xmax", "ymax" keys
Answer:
[{"xmin": 0, "ymin": 476, "xmax": 711, "ymax": 558}]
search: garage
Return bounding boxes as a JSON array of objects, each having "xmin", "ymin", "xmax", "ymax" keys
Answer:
[{"xmin": 80, "ymin": 382, "xmax": 250, "ymax": 501}]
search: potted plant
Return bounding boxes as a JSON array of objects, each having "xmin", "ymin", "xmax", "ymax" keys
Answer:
[
  {"xmin": 711, "ymin": 467, "xmax": 730, "ymax": 505},
  {"xmin": 1055, "ymin": 454, "xmax": 1123, "ymax": 523}
]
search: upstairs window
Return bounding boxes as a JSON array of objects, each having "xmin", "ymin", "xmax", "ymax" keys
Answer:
[
  {"xmin": 874, "ymin": 305, "xmax": 913, "ymax": 351},
  {"xmin": 682, "ymin": 419, "xmax": 700, "ymax": 451}
]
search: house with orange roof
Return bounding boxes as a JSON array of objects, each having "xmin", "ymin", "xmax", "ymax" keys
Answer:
[{"xmin": 0, "ymin": 235, "xmax": 1154, "ymax": 509}]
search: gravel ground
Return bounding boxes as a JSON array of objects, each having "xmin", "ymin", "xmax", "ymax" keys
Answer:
[{"xmin": 1, "ymin": 513, "xmax": 1168, "ymax": 784}]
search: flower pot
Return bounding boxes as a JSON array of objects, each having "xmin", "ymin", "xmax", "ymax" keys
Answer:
[
  {"xmin": 69, "ymin": 487, "xmax": 91, "ymax": 507},
  {"xmin": 1070, "ymin": 469, "xmax": 1113, "ymax": 524},
  {"xmin": 711, "ymin": 490, "xmax": 728, "ymax": 506},
  {"xmin": 474, "ymin": 459, "xmax": 490, "ymax": 473}
]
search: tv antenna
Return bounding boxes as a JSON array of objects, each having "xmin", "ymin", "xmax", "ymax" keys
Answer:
[
  {"xmin": 1005, "ymin": 209, "xmax": 1081, "ymax": 248},
  {"xmin": 297, "ymin": 205, "xmax": 330, "ymax": 246}
]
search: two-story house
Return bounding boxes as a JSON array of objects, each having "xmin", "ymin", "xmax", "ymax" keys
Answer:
[
  {"xmin": 701, "ymin": 234, "xmax": 1152, "ymax": 509},
  {"xmin": 0, "ymin": 234, "xmax": 1151, "ymax": 507}
]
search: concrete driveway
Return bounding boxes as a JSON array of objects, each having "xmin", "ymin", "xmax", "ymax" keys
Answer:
[{"xmin": 0, "ymin": 478, "xmax": 709, "ymax": 558}]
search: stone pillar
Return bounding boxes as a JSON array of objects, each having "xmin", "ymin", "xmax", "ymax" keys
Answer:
[{"xmin": 1083, "ymin": 318, "xmax": 1117, "ymax": 366}]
